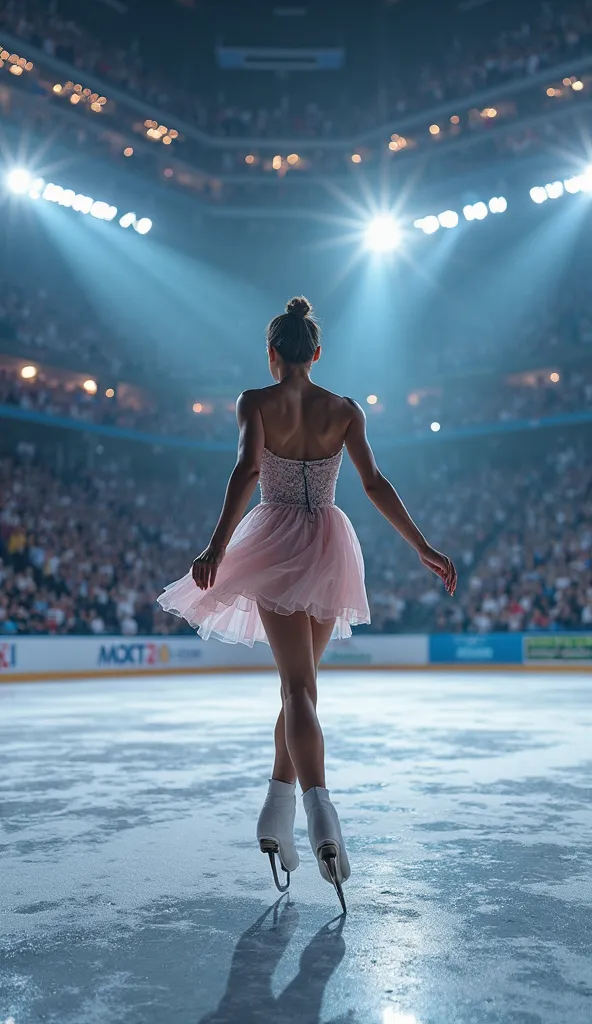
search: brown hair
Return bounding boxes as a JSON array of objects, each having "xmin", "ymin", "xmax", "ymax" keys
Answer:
[{"xmin": 267, "ymin": 296, "xmax": 320, "ymax": 364}]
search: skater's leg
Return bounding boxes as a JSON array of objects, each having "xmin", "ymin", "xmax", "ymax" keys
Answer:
[
  {"xmin": 272, "ymin": 695, "xmax": 297, "ymax": 785},
  {"xmin": 270, "ymin": 618, "xmax": 331, "ymax": 784},
  {"xmin": 258, "ymin": 607, "xmax": 325, "ymax": 793},
  {"xmin": 311, "ymin": 616, "xmax": 335, "ymax": 673}
]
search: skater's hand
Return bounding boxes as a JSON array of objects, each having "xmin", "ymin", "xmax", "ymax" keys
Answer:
[
  {"xmin": 418, "ymin": 544, "xmax": 457, "ymax": 595},
  {"xmin": 192, "ymin": 543, "xmax": 225, "ymax": 590}
]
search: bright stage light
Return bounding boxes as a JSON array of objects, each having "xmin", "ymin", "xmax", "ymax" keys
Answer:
[
  {"xmin": 20, "ymin": 364, "xmax": 37, "ymax": 379},
  {"xmin": 530, "ymin": 186, "xmax": 548, "ymax": 203},
  {"xmin": 414, "ymin": 215, "xmax": 439, "ymax": 235},
  {"xmin": 489, "ymin": 196, "xmax": 507, "ymax": 213},
  {"xmin": 365, "ymin": 215, "xmax": 401, "ymax": 251},
  {"xmin": 7, "ymin": 168, "xmax": 32, "ymax": 194},
  {"xmin": 134, "ymin": 217, "xmax": 153, "ymax": 235},
  {"xmin": 28, "ymin": 177, "xmax": 45, "ymax": 200},
  {"xmin": 463, "ymin": 202, "xmax": 488, "ymax": 221},
  {"xmin": 564, "ymin": 175, "xmax": 582, "ymax": 194},
  {"xmin": 438, "ymin": 210, "xmax": 459, "ymax": 228},
  {"xmin": 4, "ymin": 171, "xmax": 149, "ymax": 233},
  {"xmin": 366, "ymin": 394, "xmax": 378, "ymax": 405},
  {"xmin": 430, "ymin": 421, "xmax": 441, "ymax": 433},
  {"xmin": 545, "ymin": 180, "xmax": 564, "ymax": 199},
  {"xmin": 83, "ymin": 379, "xmax": 98, "ymax": 395},
  {"xmin": 90, "ymin": 200, "xmax": 117, "ymax": 221}
]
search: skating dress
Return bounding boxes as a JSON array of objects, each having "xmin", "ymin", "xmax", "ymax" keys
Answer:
[{"xmin": 157, "ymin": 446, "xmax": 370, "ymax": 646}]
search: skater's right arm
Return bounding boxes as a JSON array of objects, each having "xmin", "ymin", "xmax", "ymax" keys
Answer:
[
  {"xmin": 344, "ymin": 400, "xmax": 457, "ymax": 595},
  {"xmin": 192, "ymin": 391, "xmax": 264, "ymax": 589}
]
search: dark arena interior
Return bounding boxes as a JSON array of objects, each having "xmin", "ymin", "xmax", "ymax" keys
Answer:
[{"xmin": 1, "ymin": 0, "xmax": 592, "ymax": 1021}]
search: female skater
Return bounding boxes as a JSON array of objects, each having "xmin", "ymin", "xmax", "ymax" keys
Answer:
[{"xmin": 158, "ymin": 296, "xmax": 457, "ymax": 912}]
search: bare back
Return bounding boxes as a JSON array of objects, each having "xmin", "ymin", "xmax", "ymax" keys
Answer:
[{"xmin": 252, "ymin": 379, "xmax": 354, "ymax": 461}]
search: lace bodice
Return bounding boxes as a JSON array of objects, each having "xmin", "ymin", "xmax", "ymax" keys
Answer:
[{"xmin": 259, "ymin": 447, "xmax": 343, "ymax": 519}]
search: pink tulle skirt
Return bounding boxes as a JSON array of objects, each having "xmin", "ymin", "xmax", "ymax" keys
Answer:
[{"xmin": 157, "ymin": 502, "xmax": 370, "ymax": 647}]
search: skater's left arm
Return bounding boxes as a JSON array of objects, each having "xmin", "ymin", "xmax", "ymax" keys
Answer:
[{"xmin": 192, "ymin": 392, "xmax": 264, "ymax": 589}]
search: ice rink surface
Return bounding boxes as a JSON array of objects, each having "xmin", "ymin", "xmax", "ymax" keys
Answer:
[{"xmin": 1, "ymin": 669, "xmax": 592, "ymax": 1024}]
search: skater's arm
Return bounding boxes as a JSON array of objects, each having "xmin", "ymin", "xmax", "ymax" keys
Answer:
[
  {"xmin": 209, "ymin": 391, "xmax": 264, "ymax": 550},
  {"xmin": 193, "ymin": 392, "xmax": 264, "ymax": 589},
  {"xmin": 344, "ymin": 400, "xmax": 457, "ymax": 594}
]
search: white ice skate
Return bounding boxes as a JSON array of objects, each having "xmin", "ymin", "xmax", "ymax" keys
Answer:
[
  {"xmin": 256, "ymin": 779, "xmax": 299, "ymax": 893},
  {"xmin": 303, "ymin": 786, "xmax": 351, "ymax": 913}
]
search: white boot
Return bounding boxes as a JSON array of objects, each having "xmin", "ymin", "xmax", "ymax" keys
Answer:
[
  {"xmin": 257, "ymin": 779, "xmax": 299, "ymax": 891},
  {"xmin": 303, "ymin": 786, "xmax": 350, "ymax": 911}
]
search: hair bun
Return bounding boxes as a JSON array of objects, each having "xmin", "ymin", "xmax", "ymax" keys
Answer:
[{"xmin": 286, "ymin": 296, "xmax": 312, "ymax": 319}]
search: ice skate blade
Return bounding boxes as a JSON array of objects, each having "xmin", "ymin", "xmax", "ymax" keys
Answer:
[
  {"xmin": 319, "ymin": 842, "xmax": 347, "ymax": 914},
  {"xmin": 259, "ymin": 839, "xmax": 290, "ymax": 892}
]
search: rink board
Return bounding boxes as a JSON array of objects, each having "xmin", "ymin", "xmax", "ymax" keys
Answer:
[
  {"xmin": 0, "ymin": 634, "xmax": 427, "ymax": 681},
  {"xmin": 1, "ymin": 632, "xmax": 591, "ymax": 681}
]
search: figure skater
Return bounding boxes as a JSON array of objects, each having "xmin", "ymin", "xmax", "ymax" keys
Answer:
[{"xmin": 158, "ymin": 296, "xmax": 457, "ymax": 912}]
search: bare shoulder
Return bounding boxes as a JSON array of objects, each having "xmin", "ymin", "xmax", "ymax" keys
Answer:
[
  {"xmin": 236, "ymin": 387, "xmax": 268, "ymax": 410},
  {"xmin": 342, "ymin": 396, "xmax": 365, "ymax": 417},
  {"xmin": 313, "ymin": 385, "xmax": 361, "ymax": 416}
]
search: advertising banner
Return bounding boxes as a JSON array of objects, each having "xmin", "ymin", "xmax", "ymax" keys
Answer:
[
  {"xmin": 523, "ymin": 634, "xmax": 592, "ymax": 664},
  {"xmin": 429, "ymin": 633, "xmax": 523, "ymax": 664},
  {"xmin": 0, "ymin": 632, "xmax": 426, "ymax": 681},
  {"xmin": 320, "ymin": 634, "xmax": 427, "ymax": 667}
]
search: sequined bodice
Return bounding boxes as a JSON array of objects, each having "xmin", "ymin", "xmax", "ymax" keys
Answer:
[{"xmin": 259, "ymin": 447, "xmax": 343, "ymax": 518}]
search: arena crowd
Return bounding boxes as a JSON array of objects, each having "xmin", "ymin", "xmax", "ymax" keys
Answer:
[
  {"xmin": 1, "ymin": 436, "xmax": 591, "ymax": 638},
  {"xmin": 2, "ymin": 0, "xmax": 591, "ymax": 139}
]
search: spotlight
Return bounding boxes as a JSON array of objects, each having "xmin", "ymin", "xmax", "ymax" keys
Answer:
[
  {"xmin": 119, "ymin": 212, "xmax": 136, "ymax": 228},
  {"xmin": 489, "ymin": 196, "xmax": 507, "ymax": 213},
  {"xmin": 365, "ymin": 215, "xmax": 401, "ymax": 252},
  {"xmin": 438, "ymin": 210, "xmax": 459, "ymax": 228},
  {"xmin": 192, "ymin": 402, "xmax": 204, "ymax": 413},
  {"xmin": 414, "ymin": 215, "xmax": 439, "ymax": 235},
  {"xmin": 20, "ymin": 364, "xmax": 37, "ymax": 379},
  {"xmin": 549, "ymin": 372, "xmax": 560, "ymax": 383},
  {"xmin": 7, "ymin": 168, "xmax": 32, "ymax": 194},
  {"xmin": 582, "ymin": 166, "xmax": 592, "ymax": 191},
  {"xmin": 351, "ymin": 153, "xmax": 362, "ymax": 163},
  {"xmin": 28, "ymin": 177, "xmax": 45, "ymax": 200},
  {"xmin": 134, "ymin": 217, "xmax": 152, "ymax": 235},
  {"xmin": 83, "ymin": 379, "xmax": 98, "ymax": 395},
  {"xmin": 564, "ymin": 175, "xmax": 582, "ymax": 194},
  {"xmin": 572, "ymin": 80, "xmax": 584, "ymax": 91},
  {"xmin": 530, "ymin": 186, "xmax": 548, "ymax": 203},
  {"xmin": 105, "ymin": 388, "xmax": 115, "ymax": 398},
  {"xmin": 430, "ymin": 421, "xmax": 441, "ymax": 432},
  {"xmin": 123, "ymin": 147, "xmax": 134, "ymax": 157},
  {"xmin": 90, "ymin": 200, "xmax": 117, "ymax": 221},
  {"xmin": 366, "ymin": 394, "xmax": 378, "ymax": 405},
  {"xmin": 463, "ymin": 202, "xmax": 488, "ymax": 221},
  {"xmin": 545, "ymin": 181, "xmax": 564, "ymax": 199}
]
